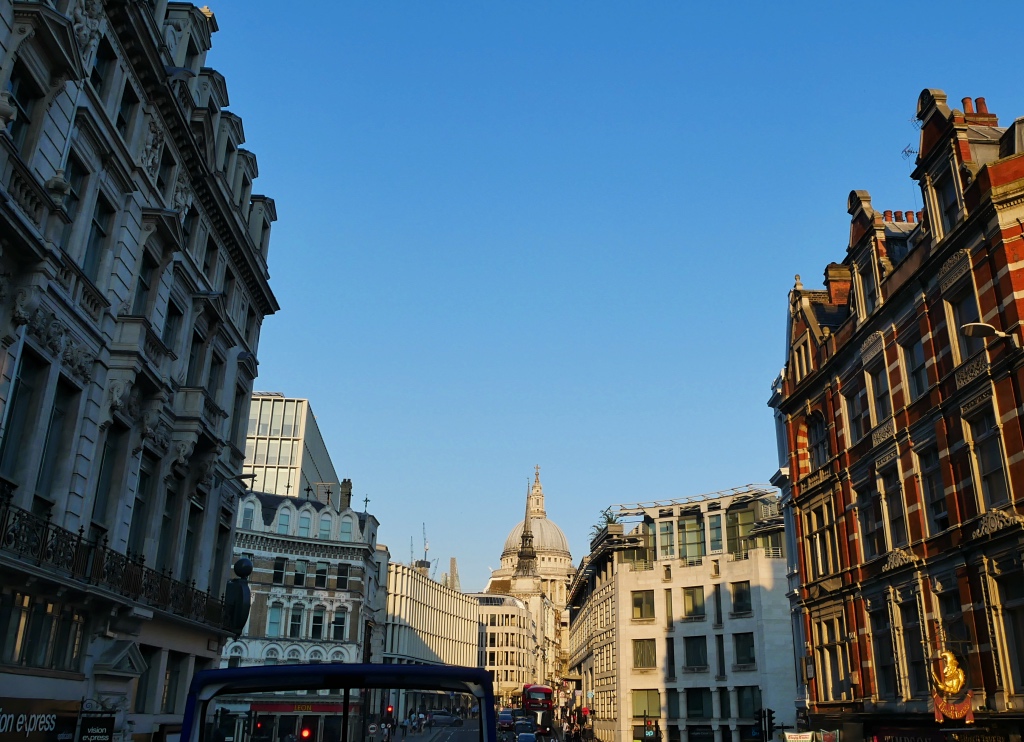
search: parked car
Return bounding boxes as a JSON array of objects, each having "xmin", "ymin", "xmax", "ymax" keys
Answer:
[
  {"xmin": 431, "ymin": 711, "xmax": 463, "ymax": 727},
  {"xmin": 498, "ymin": 712, "xmax": 515, "ymax": 732}
]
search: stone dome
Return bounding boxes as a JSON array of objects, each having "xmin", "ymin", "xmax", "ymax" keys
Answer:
[
  {"xmin": 500, "ymin": 468, "xmax": 571, "ymax": 558},
  {"xmin": 503, "ymin": 517, "xmax": 570, "ymax": 556}
]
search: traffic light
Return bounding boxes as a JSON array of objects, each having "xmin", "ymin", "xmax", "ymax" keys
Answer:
[
  {"xmin": 300, "ymin": 729, "xmax": 311, "ymax": 740},
  {"xmin": 387, "ymin": 705, "xmax": 394, "ymax": 717},
  {"xmin": 760, "ymin": 708, "xmax": 776, "ymax": 740}
]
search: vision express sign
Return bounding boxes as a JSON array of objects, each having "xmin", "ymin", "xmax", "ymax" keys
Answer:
[{"xmin": 0, "ymin": 699, "xmax": 78, "ymax": 742}]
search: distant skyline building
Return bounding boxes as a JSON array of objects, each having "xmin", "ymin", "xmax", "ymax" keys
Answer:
[
  {"xmin": 487, "ymin": 467, "xmax": 575, "ymax": 698},
  {"xmin": 471, "ymin": 592, "xmax": 538, "ymax": 707},
  {"xmin": 567, "ymin": 486, "xmax": 794, "ymax": 742},
  {"xmin": 244, "ymin": 392, "xmax": 341, "ymax": 502}
]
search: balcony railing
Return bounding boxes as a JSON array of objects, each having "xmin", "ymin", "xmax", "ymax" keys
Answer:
[{"xmin": 0, "ymin": 489, "xmax": 226, "ymax": 629}]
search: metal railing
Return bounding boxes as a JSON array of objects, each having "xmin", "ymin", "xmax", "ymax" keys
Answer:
[{"xmin": 0, "ymin": 489, "xmax": 225, "ymax": 629}]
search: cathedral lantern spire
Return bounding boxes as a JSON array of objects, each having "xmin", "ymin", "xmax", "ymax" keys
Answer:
[{"xmin": 515, "ymin": 468, "xmax": 538, "ymax": 576}]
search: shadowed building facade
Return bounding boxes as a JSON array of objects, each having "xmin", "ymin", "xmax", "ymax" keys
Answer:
[{"xmin": 0, "ymin": 2, "xmax": 277, "ymax": 741}]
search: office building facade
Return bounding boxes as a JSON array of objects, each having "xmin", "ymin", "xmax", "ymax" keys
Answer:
[{"xmin": 567, "ymin": 486, "xmax": 794, "ymax": 742}]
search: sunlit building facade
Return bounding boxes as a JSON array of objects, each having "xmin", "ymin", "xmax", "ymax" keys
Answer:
[
  {"xmin": 472, "ymin": 593, "xmax": 537, "ymax": 707},
  {"xmin": 769, "ymin": 89, "xmax": 1024, "ymax": 741},
  {"xmin": 243, "ymin": 393, "xmax": 340, "ymax": 500},
  {"xmin": 567, "ymin": 487, "xmax": 793, "ymax": 742}
]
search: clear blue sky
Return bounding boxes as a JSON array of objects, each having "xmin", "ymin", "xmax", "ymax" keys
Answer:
[{"xmin": 208, "ymin": 1, "xmax": 1024, "ymax": 591}]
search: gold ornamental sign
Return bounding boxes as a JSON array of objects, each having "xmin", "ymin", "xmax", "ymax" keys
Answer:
[{"xmin": 931, "ymin": 649, "xmax": 974, "ymax": 724}]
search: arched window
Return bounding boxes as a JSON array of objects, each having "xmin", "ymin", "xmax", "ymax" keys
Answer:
[
  {"xmin": 319, "ymin": 514, "xmax": 332, "ymax": 540},
  {"xmin": 309, "ymin": 649, "xmax": 323, "ymax": 664},
  {"xmin": 228, "ymin": 645, "xmax": 244, "ymax": 668},
  {"xmin": 330, "ymin": 650, "xmax": 344, "ymax": 663},
  {"xmin": 287, "ymin": 649, "xmax": 301, "ymax": 661},
  {"xmin": 241, "ymin": 505, "xmax": 254, "ymax": 530},
  {"xmin": 278, "ymin": 509, "xmax": 291, "ymax": 534},
  {"xmin": 340, "ymin": 518, "xmax": 352, "ymax": 541},
  {"xmin": 808, "ymin": 415, "xmax": 829, "ymax": 471},
  {"xmin": 298, "ymin": 512, "xmax": 311, "ymax": 538},
  {"xmin": 265, "ymin": 648, "xmax": 279, "ymax": 666}
]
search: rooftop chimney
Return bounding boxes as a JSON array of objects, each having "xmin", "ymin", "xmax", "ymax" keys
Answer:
[
  {"xmin": 906, "ymin": 210, "xmax": 915, "ymax": 223},
  {"xmin": 824, "ymin": 262, "xmax": 852, "ymax": 306},
  {"xmin": 977, "ymin": 97, "xmax": 989, "ymax": 114},
  {"xmin": 962, "ymin": 97, "xmax": 975, "ymax": 114},
  {"xmin": 895, "ymin": 211, "xmax": 904, "ymax": 222},
  {"xmin": 884, "ymin": 210, "xmax": 893, "ymax": 221}
]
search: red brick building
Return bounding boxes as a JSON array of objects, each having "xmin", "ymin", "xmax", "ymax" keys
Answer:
[{"xmin": 768, "ymin": 89, "xmax": 1024, "ymax": 742}]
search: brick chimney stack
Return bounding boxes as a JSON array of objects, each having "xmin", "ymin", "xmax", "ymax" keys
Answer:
[{"xmin": 824, "ymin": 263, "xmax": 852, "ymax": 306}]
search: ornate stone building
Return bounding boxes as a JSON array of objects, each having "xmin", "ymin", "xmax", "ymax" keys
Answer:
[
  {"xmin": 487, "ymin": 468, "xmax": 575, "ymax": 697},
  {"xmin": 768, "ymin": 90, "xmax": 1024, "ymax": 742},
  {"xmin": 0, "ymin": 2, "xmax": 276, "ymax": 742},
  {"xmin": 218, "ymin": 484, "xmax": 387, "ymax": 742}
]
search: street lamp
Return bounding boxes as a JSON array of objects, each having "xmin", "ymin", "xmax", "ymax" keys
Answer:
[{"xmin": 961, "ymin": 322, "xmax": 1021, "ymax": 349}]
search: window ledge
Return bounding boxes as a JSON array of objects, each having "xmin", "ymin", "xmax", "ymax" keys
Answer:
[
  {"xmin": 732, "ymin": 663, "xmax": 757, "ymax": 672},
  {"xmin": 681, "ymin": 615, "xmax": 706, "ymax": 622},
  {"xmin": 682, "ymin": 665, "xmax": 709, "ymax": 673}
]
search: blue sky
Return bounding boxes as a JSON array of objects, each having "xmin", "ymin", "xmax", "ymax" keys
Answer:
[{"xmin": 208, "ymin": 2, "xmax": 1024, "ymax": 591}]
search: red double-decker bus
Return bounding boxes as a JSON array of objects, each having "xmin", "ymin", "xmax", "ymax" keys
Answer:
[{"xmin": 521, "ymin": 685, "xmax": 554, "ymax": 737}]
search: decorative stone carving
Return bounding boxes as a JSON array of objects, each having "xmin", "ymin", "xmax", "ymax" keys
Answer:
[
  {"xmin": 939, "ymin": 249, "xmax": 972, "ymax": 292},
  {"xmin": 860, "ymin": 331, "xmax": 885, "ymax": 365},
  {"xmin": 27, "ymin": 306, "xmax": 66, "ymax": 355},
  {"xmin": 971, "ymin": 509, "xmax": 1024, "ymax": 539},
  {"xmin": 45, "ymin": 169, "xmax": 71, "ymax": 209},
  {"xmin": 142, "ymin": 120, "xmax": 164, "ymax": 178},
  {"xmin": 875, "ymin": 446, "xmax": 898, "ymax": 468},
  {"xmin": 955, "ymin": 355, "xmax": 988, "ymax": 389},
  {"xmin": 72, "ymin": 0, "xmax": 104, "ymax": 62},
  {"xmin": 881, "ymin": 547, "xmax": 920, "ymax": 572},
  {"xmin": 960, "ymin": 389, "xmax": 993, "ymax": 417},
  {"xmin": 61, "ymin": 336, "xmax": 94, "ymax": 382},
  {"xmin": 173, "ymin": 175, "xmax": 193, "ymax": 219},
  {"xmin": 109, "ymin": 378, "xmax": 127, "ymax": 411},
  {"xmin": 174, "ymin": 439, "xmax": 195, "ymax": 465},
  {"xmin": 11, "ymin": 287, "xmax": 31, "ymax": 326},
  {"xmin": 871, "ymin": 417, "xmax": 896, "ymax": 447},
  {"xmin": 163, "ymin": 18, "xmax": 184, "ymax": 59}
]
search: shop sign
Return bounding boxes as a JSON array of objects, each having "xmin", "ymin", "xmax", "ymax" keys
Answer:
[
  {"xmin": 76, "ymin": 716, "xmax": 115, "ymax": 742},
  {"xmin": 0, "ymin": 698, "xmax": 79, "ymax": 742},
  {"xmin": 930, "ymin": 648, "xmax": 973, "ymax": 724},
  {"xmin": 932, "ymin": 691, "xmax": 974, "ymax": 724},
  {"xmin": 784, "ymin": 734, "xmax": 814, "ymax": 742}
]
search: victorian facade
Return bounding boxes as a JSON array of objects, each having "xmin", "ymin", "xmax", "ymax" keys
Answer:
[
  {"xmin": 567, "ymin": 486, "xmax": 793, "ymax": 742},
  {"xmin": 0, "ymin": 1, "xmax": 277, "ymax": 741},
  {"xmin": 768, "ymin": 90, "xmax": 1024, "ymax": 742},
  {"xmin": 217, "ymin": 484, "xmax": 387, "ymax": 742}
]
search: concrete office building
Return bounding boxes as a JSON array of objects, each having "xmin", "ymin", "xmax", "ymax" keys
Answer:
[
  {"xmin": 382, "ymin": 562, "xmax": 479, "ymax": 718},
  {"xmin": 0, "ymin": 2, "xmax": 278, "ymax": 741},
  {"xmin": 567, "ymin": 486, "xmax": 794, "ymax": 742},
  {"xmin": 471, "ymin": 593, "xmax": 538, "ymax": 708}
]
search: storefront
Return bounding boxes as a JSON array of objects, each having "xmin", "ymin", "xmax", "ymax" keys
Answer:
[{"xmin": 0, "ymin": 698, "xmax": 79, "ymax": 742}]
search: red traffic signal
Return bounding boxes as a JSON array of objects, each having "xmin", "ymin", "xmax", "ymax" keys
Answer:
[
  {"xmin": 387, "ymin": 706, "xmax": 394, "ymax": 715},
  {"xmin": 300, "ymin": 730, "xmax": 311, "ymax": 739},
  {"xmin": 256, "ymin": 723, "xmax": 263, "ymax": 730}
]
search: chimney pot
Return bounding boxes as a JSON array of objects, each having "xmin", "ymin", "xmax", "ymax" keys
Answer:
[
  {"xmin": 962, "ymin": 97, "xmax": 975, "ymax": 114},
  {"xmin": 917, "ymin": 210, "xmax": 924, "ymax": 223},
  {"xmin": 906, "ymin": 210, "xmax": 915, "ymax": 223},
  {"xmin": 976, "ymin": 97, "xmax": 989, "ymax": 114},
  {"xmin": 895, "ymin": 211, "xmax": 904, "ymax": 222},
  {"xmin": 884, "ymin": 210, "xmax": 893, "ymax": 221}
]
